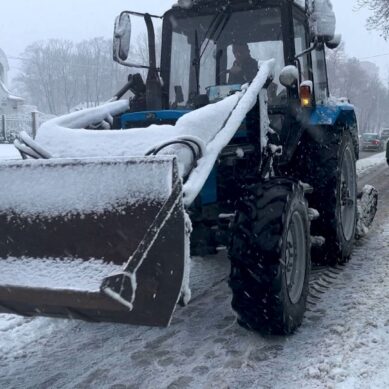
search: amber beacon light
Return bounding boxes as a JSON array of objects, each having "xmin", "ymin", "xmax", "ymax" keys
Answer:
[{"xmin": 300, "ymin": 83, "xmax": 313, "ymax": 108}]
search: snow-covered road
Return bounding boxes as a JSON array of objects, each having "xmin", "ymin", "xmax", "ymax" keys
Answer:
[{"xmin": 0, "ymin": 146, "xmax": 388, "ymax": 388}]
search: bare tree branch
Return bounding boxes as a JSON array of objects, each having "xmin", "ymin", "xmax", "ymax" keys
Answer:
[{"xmin": 357, "ymin": 0, "xmax": 389, "ymax": 39}]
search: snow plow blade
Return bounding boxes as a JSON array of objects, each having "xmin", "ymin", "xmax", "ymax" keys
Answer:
[{"xmin": 0, "ymin": 157, "xmax": 185, "ymax": 326}]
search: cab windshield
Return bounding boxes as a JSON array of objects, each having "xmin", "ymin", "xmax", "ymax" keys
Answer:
[{"xmin": 168, "ymin": 7, "xmax": 285, "ymax": 108}]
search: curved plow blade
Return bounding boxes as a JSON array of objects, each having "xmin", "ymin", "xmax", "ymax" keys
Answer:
[{"xmin": 0, "ymin": 156, "xmax": 185, "ymax": 326}]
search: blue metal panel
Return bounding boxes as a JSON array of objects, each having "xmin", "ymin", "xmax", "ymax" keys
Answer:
[
  {"xmin": 120, "ymin": 109, "xmax": 250, "ymax": 205},
  {"xmin": 199, "ymin": 167, "xmax": 217, "ymax": 205},
  {"xmin": 121, "ymin": 110, "xmax": 190, "ymax": 127},
  {"xmin": 310, "ymin": 104, "xmax": 354, "ymax": 126}
]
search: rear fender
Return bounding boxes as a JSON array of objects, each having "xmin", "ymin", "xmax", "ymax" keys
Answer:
[
  {"xmin": 309, "ymin": 104, "xmax": 359, "ymax": 159},
  {"xmin": 309, "ymin": 103, "xmax": 356, "ymax": 127}
]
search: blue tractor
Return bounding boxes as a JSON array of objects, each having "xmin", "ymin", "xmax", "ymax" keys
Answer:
[{"xmin": 0, "ymin": 0, "xmax": 366, "ymax": 335}]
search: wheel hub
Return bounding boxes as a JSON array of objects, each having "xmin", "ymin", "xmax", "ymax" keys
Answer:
[
  {"xmin": 285, "ymin": 212, "xmax": 306, "ymax": 304},
  {"xmin": 341, "ymin": 182, "xmax": 354, "ymax": 206},
  {"xmin": 340, "ymin": 145, "xmax": 357, "ymax": 241}
]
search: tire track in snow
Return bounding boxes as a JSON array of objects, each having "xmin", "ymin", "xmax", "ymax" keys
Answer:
[{"xmin": 0, "ymin": 162, "xmax": 388, "ymax": 388}]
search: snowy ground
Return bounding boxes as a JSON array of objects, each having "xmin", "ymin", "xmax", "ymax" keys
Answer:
[
  {"xmin": 356, "ymin": 151, "xmax": 386, "ymax": 176},
  {"xmin": 0, "ymin": 146, "xmax": 388, "ymax": 388},
  {"xmin": 0, "ymin": 144, "xmax": 20, "ymax": 160}
]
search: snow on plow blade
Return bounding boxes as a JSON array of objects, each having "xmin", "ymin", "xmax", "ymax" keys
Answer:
[{"xmin": 0, "ymin": 156, "xmax": 185, "ymax": 326}]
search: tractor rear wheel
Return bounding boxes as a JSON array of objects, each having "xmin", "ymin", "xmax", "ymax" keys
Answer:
[
  {"xmin": 304, "ymin": 131, "xmax": 357, "ymax": 264},
  {"xmin": 228, "ymin": 179, "xmax": 311, "ymax": 335}
]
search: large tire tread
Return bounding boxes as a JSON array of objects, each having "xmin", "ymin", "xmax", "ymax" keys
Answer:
[
  {"xmin": 284, "ymin": 129, "xmax": 357, "ymax": 264},
  {"xmin": 228, "ymin": 178, "xmax": 311, "ymax": 335}
]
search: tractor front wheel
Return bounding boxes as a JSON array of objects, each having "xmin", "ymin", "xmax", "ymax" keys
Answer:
[{"xmin": 228, "ymin": 179, "xmax": 311, "ymax": 335}]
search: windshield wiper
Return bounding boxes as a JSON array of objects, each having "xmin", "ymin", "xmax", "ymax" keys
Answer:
[
  {"xmin": 193, "ymin": 11, "xmax": 228, "ymax": 94},
  {"xmin": 194, "ymin": 30, "xmax": 201, "ymax": 95},
  {"xmin": 201, "ymin": 12, "xmax": 231, "ymax": 58}
]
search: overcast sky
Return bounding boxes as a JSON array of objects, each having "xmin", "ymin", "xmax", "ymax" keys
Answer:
[{"xmin": 1, "ymin": 0, "xmax": 388, "ymax": 81}]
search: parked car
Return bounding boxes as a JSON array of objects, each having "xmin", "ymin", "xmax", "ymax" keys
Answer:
[
  {"xmin": 361, "ymin": 133, "xmax": 384, "ymax": 151},
  {"xmin": 380, "ymin": 128, "xmax": 389, "ymax": 141}
]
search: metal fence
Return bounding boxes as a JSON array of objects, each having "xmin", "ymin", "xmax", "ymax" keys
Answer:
[{"xmin": 0, "ymin": 112, "xmax": 55, "ymax": 143}]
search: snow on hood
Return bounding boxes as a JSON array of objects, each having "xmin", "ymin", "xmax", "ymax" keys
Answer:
[
  {"xmin": 35, "ymin": 59, "xmax": 275, "ymax": 206},
  {"xmin": 183, "ymin": 59, "xmax": 275, "ymax": 205},
  {"xmin": 35, "ymin": 93, "xmax": 239, "ymax": 179}
]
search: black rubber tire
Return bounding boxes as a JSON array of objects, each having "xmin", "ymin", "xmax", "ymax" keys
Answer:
[
  {"xmin": 228, "ymin": 178, "xmax": 311, "ymax": 335},
  {"xmin": 300, "ymin": 131, "xmax": 357, "ymax": 264}
]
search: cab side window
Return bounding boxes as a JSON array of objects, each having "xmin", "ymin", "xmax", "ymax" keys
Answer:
[
  {"xmin": 293, "ymin": 16, "xmax": 309, "ymax": 81},
  {"xmin": 311, "ymin": 49, "xmax": 329, "ymax": 104}
]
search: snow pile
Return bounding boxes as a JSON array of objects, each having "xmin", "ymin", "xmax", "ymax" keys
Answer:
[
  {"xmin": 38, "ymin": 100, "xmax": 128, "ymax": 135},
  {"xmin": 0, "ymin": 157, "xmax": 173, "ymax": 217},
  {"xmin": 34, "ymin": 59, "xmax": 275, "ymax": 206},
  {"xmin": 183, "ymin": 59, "xmax": 275, "ymax": 204},
  {"xmin": 325, "ymin": 96, "xmax": 353, "ymax": 109},
  {"xmin": 279, "ymin": 65, "xmax": 299, "ymax": 86},
  {"xmin": 0, "ymin": 144, "xmax": 20, "ymax": 160},
  {"xmin": 356, "ymin": 185, "xmax": 378, "ymax": 239},
  {"xmin": 0, "ymin": 257, "xmax": 121, "ymax": 291},
  {"xmin": 35, "ymin": 93, "xmax": 239, "ymax": 181},
  {"xmin": 308, "ymin": 0, "xmax": 336, "ymax": 39},
  {"xmin": 357, "ymin": 151, "xmax": 386, "ymax": 176}
]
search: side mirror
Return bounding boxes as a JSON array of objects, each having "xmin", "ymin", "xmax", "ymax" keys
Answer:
[
  {"xmin": 113, "ymin": 12, "xmax": 132, "ymax": 62},
  {"xmin": 279, "ymin": 66, "xmax": 299, "ymax": 88},
  {"xmin": 325, "ymin": 34, "xmax": 342, "ymax": 50},
  {"xmin": 309, "ymin": 0, "xmax": 336, "ymax": 42}
]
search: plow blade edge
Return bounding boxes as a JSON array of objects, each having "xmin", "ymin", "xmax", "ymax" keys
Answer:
[{"xmin": 0, "ymin": 156, "xmax": 185, "ymax": 326}]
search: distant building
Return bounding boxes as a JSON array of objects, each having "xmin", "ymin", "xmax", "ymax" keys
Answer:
[
  {"xmin": 0, "ymin": 48, "xmax": 36, "ymax": 115},
  {"xmin": 0, "ymin": 48, "xmax": 9, "ymax": 86},
  {"xmin": 360, "ymin": 61, "xmax": 379, "ymax": 78},
  {"xmin": 0, "ymin": 48, "xmax": 55, "ymax": 141}
]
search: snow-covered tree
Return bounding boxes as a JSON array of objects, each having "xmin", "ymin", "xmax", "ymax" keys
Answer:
[
  {"xmin": 327, "ymin": 43, "xmax": 389, "ymax": 132},
  {"xmin": 14, "ymin": 39, "xmax": 129, "ymax": 115},
  {"xmin": 358, "ymin": 0, "xmax": 389, "ymax": 39}
]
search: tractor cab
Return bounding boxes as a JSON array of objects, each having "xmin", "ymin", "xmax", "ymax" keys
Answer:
[
  {"xmin": 115, "ymin": 1, "xmax": 295, "ymax": 110},
  {"xmin": 113, "ymin": 0, "xmax": 337, "ymax": 161},
  {"xmin": 161, "ymin": 2, "xmax": 287, "ymax": 109}
]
